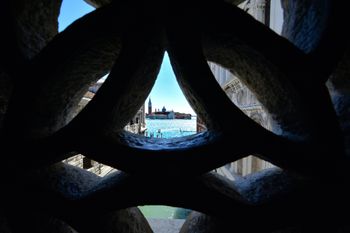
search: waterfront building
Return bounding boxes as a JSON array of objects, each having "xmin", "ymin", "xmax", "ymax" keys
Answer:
[
  {"xmin": 146, "ymin": 100, "xmax": 192, "ymax": 120},
  {"xmin": 175, "ymin": 112, "xmax": 192, "ymax": 119}
]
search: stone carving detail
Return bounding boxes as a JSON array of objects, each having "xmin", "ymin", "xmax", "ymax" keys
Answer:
[{"xmin": 0, "ymin": 0, "xmax": 349, "ymax": 232}]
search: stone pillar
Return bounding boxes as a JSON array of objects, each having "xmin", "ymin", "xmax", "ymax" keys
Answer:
[
  {"xmin": 251, "ymin": 156, "xmax": 262, "ymax": 173},
  {"xmin": 269, "ymin": 0, "xmax": 283, "ymax": 34},
  {"xmin": 83, "ymin": 157, "xmax": 93, "ymax": 169},
  {"xmin": 254, "ymin": 0, "xmax": 268, "ymax": 24},
  {"xmin": 235, "ymin": 160, "xmax": 243, "ymax": 176},
  {"xmin": 244, "ymin": 156, "xmax": 253, "ymax": 176}
]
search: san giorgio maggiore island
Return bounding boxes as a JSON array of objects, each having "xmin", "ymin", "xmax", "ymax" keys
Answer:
[
  {"xmin": 146, "ymin": 98, "xmax": 192, "ymax": 120},
  {"xmin": 144, "ymin": 98, "xmax": 195, "ymax": 139}
]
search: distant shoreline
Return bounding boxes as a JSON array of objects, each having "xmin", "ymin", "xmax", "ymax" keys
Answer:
[{"xmin": 146, "ymin": 116, "xmax": 197, "ymax": 120}]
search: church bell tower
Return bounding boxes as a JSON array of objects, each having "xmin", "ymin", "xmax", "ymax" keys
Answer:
[{"xmin": 148, "ymin": 98, "xmax": 152, "ymax": 114}]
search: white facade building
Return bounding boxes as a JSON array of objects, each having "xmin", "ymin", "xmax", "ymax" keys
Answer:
[{"xmin": 209, "ymin": 0, "xmax": 283, "ymax": 178}]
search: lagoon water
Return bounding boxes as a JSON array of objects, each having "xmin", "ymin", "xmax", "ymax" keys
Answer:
[
  {"xmin": 139, "ymin": 117, "xmax": 197, "ymax": 219},
  {"xmin": 145, "ymin": 117, "xmax": 197, "ymax": 138}
]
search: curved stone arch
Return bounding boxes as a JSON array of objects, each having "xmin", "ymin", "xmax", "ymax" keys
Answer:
[
  {"xmin": 1, "ymin": 0, "xmax": 350, "ymax": 232},
  {"xmin": 5, "ymin": 2, "xmax": 126, "ymax": 138}
]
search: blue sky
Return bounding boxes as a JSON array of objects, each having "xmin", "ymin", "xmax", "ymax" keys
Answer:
[
  {"xmin": 58, "ymin": 0, "xmax": 195, "ymax": 115},
  {"xmin": 146, "ymin": 53, "xmax": 195, "ymax": 115},
  {"xmin": 58, "ymin": 0, "xmax": 94, "ymax": 32}
]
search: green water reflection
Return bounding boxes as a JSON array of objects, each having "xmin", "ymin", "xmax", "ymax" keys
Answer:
[{"xmin": 139, "ymin": 205, "xmax": 191, "ymax": 219}]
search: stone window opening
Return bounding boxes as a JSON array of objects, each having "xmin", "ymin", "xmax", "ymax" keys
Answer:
[{"xmin": 1, "ymin": 0, "xmax": 348, "ymax": 232}]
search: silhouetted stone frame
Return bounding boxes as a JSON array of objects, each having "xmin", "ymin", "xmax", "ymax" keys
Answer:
[{"xmin": 1, "ymin": 0, "xmax": 349, "ymax": 232}]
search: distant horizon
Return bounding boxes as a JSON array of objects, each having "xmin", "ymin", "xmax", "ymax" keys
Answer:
[{"xmin": 146, "ymin": 103, "xmax": 197, "ymax": 116}]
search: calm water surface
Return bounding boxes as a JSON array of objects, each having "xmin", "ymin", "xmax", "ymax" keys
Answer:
[
  {"xmin": 139, "ymin": 117, "xmax": 196, "ymax": 219},
  {"xmin": 145, "ymin": 117, "xmax": 196, "ymax": 138}
]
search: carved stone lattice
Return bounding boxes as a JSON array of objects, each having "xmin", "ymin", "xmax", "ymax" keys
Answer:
[{"xmin": 0, "ymin": 0, "xmax": 349, "ymax": 232}]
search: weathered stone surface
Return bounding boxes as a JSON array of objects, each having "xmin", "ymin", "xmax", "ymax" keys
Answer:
[
  {"xmin": 84, "ymin": 0, "xmax": 248, "ymax": 13},
  {"xmin": 39, "ymin": 162, "xmax": 101, "ymax": 199},
  {"xmin": 0, "ymin": 71, "xmax": 13, "ymax": 130},
  {"xmin": 328, "ymin": 46, "xmax": 350, "ymax": 92},
  {"xmin": 0, "ymin": 213, "xmax": 11, "ymax": 233},
  {"xmin": 281, "ymin": 0, "xmax": 346, "ymax": 79},
  {"xmin": 224, "ymin": 0, "xmax": 246, "ymax": 6},
  {"xmin": 179, "ymin": 211, "xmax": 224, "ymax": 233},
  {"xmin": 208, "ymin": 62, "xmax": 273, "ymax": 132},
  {"xmin": 3, "ymin": 163, "xmax": 150, "ymax": 233},
  {"xmin": 180, "ymin": 214, "xmax": 349, "ymax": 233},
  {"xmin": 1, "ymin": 1, "xmax": 350, "ymax": 233},
  {"xmin": 234, "ymin": 167, "xmax": 298, "ymax": 204},
  {"xmin": 37, "ymin": 163, "xmax": 152, "ymax": 233},
  {"xmin": 6, "ymin": 212, "xmax": 78, "ymax": 233},
  {"xmin": 5, "ymin": 3, "xmax": 123, "ymax": 138},
  {"xmin": 327, "ymin": 45, "xmax": 350, "ymax": 157},
  {"xmin": 281, "ymin": 0, "xmax": 331, "ymax": 53},
  {"xmin": 0, "ymin": 0, "xmax": 63, "ymax": 135},
  {"xmin": 91, "ymin": 208, "xmax": 153, "ymax": 233},
  {"xmin": 179, "ymin": 169, "xmax": 329, "ymax": 233},
  {"xmin": 10, "ymin": 0, "xmax": 62, "ymax": 60},
  {"xmin": 200, "ymin": 1, "xmax": 330, "ymax": 139},
  {"xmin": 84, "ymin": 0, "xmax": 111, "ymax": 8}
]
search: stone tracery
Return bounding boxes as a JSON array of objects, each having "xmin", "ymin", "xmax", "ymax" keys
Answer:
[{"xmin": 0, "ymin": 0, "xmax": 349, "ymax": 232}]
